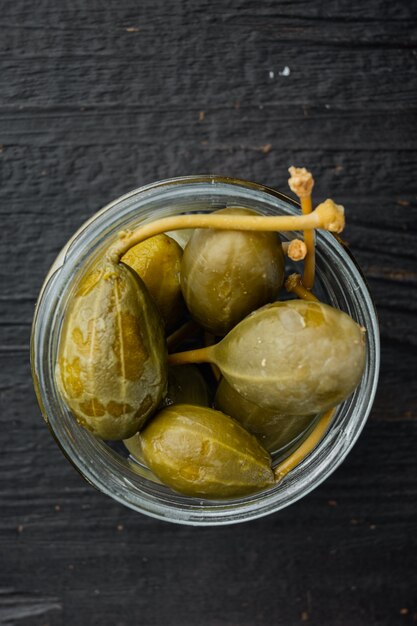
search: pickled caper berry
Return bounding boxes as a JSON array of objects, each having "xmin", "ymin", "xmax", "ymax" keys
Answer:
[
  {"xmin": 57, "ymin": 260, "xmax": 167, "ymax": 440},
  {"xmin": 140, "ymin": 404, "xmax": 275, "ymax": 498},
  {"xmin": 122, "ymin": 234, "xmax": 185, "ymax": 331},
  {"xmin": 169, "ymin": 300, "xmax": 366, "ymax": 417},
  {"xmin": 180, "ymin": 208, "xmax": 284, "ymax": 335}
]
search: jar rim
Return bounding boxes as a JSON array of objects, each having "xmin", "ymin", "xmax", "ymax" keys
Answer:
[{"xmin": 31, "ymin": 175, "xmax": 380, "ymax": 526}]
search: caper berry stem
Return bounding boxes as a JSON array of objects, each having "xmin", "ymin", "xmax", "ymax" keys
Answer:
[
  {"xmin": 166, "ymin": 319, "xmax": 201, "ymax": 353},
  {"xmin": 288, "ymin": 167, "xmax": 316, "ymax": 289},
  {"xmin": 167, "ymin": 345, "xmax": 214, "ymax": 366},
  {"xmin": 282, "ymin": 239, "xmax": 307, "ymax": 261},
  {"xmin": 274, "ymin": 408, "xmax": 335, "ymax": 482},
  {"xmin": 300, "ymin": 195, "xmax": 316, "ymax": 288},
  {"xmin": 285, "ymin": 273, "xmax": 319, "ymax": 302},
  {"xmin": 108, "ymin": 203, "xmax": 345, "ymax": 263}
]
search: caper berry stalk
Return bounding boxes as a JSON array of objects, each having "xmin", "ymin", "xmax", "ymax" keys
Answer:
[
  {"xmin": 110, "ymin": 202, "xmax": 343, "ymax": 338},
  {"xmin": 107, "ymin": 199, "xmax": 345, "ymax": 263},
  {"xmin": 285, "ymin": 272, "xmax": 319, "ymax": 302},
  {"xmin": 273, "ymin": 408, "xmax": 335, "ymax": 481},
  {"xmin": 282, "ymin": 238, "xmax": 307, "ymax": 261},
  {"xmin": 288, "ymin": 166, "xmax": 316, "ymax": 289}
]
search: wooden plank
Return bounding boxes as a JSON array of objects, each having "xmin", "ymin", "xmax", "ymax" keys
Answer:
[
  {"xmin": 1, "ymin": 109, "xmax": 416, "ymax": 154},
  {"xmin": 1, "ymin": 0, "xmax": 417, "ymax": 623},
  {"xmin": 0, "ymin": 422, "xmax": 416, "ymax": 626}
]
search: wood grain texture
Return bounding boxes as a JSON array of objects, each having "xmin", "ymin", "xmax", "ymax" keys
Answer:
[{"xmin": 1, "ymin": 0, "xmax": 416, "ymax": 624}]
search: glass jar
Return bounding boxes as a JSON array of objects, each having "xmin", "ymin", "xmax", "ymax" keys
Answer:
[{"xmin": 31, "ymin": 176, "xmax": 380, "ymax": 526}]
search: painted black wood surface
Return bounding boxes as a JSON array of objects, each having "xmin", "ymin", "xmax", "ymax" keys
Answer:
[{"xmin": 1, "ymin": 1, "xmax": 416, "ymax": 624}]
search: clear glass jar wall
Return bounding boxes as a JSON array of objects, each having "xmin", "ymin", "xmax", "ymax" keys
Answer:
[{"xmin": 31, "ymin": 176, "xmax": 380, "ymax": 525}]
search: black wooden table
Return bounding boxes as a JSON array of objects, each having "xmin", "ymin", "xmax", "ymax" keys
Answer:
[{"xmin": 1, "ymin": 1, "xmax": 416, "ymax": 625}]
